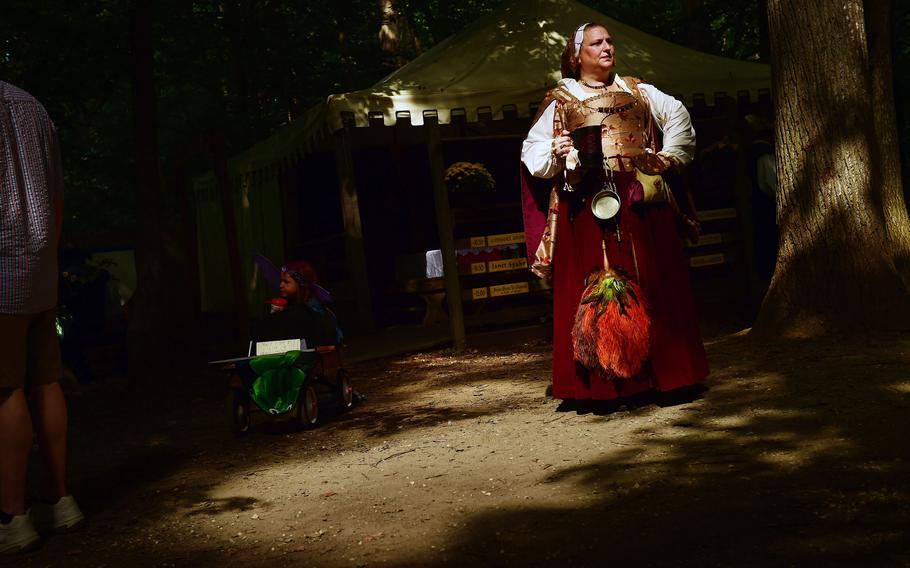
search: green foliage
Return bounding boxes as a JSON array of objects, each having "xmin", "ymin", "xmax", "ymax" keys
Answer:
[
  {"xmin": 1, "ymin": 0, "xmax": 906, "ymax": 245},
  {"xmin": 0, "ymin": 1, "xmax": 133, "ymax": 241},
  {"xmin": 395, "ymin": 0, "xmax": 503, "ymax": 47},
  {"xmin": 586, "ymin": 0, "xmax": 766, "ymax": 61}
]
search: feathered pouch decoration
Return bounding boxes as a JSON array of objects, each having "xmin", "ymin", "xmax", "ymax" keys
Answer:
[{"xmin": 571, "ymin": 269, "xmax": 651, "ymax": 379}]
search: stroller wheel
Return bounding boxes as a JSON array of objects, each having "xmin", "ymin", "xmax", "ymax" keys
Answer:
[
  {"xmin": 297, "ymin": 384, "xmax": 319, "ymax": 427},
  {"xmin": 337, "ymin": 370, "xmax": 354, "ymax": 410},
  {"xmin": 228, "ymin": 389, "xmax": 251, "ymax": 437}
]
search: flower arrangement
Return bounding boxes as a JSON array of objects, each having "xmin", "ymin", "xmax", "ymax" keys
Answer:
[{"xmin": 444, "ymin": 161, "xmax": 495, "ymax": 193}]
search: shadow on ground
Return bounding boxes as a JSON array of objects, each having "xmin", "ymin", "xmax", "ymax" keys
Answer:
[
  {"xmin": 423, "ymin": 333, "xmax": 910, "ymax": 566},
  {"xmin": 14, "ymin": 331, "xmax": 910, "ymax": 567}
]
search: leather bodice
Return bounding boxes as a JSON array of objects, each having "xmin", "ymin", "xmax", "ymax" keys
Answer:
[{"xmin": 552, "ymin": 86, "xmax": 652, "ymax": 168}]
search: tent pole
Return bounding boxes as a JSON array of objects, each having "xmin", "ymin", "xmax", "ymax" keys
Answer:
[
  {"xmin": 332, "ymin": 128, "xmax": 375, "ymax": 333},
  {"xmin": 426, "ymin": 121, "xmax": 466, "ymax": 351}
]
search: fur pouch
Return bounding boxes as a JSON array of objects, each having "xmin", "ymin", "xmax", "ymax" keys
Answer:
[{"xmin": 627, "ymin": 153, "xmax": 669, "ymax": 205}]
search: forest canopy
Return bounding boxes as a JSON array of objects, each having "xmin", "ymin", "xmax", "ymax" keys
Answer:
[{"xmin": 1, "ymin": 0, "xmax": 907, "ymax": 242}]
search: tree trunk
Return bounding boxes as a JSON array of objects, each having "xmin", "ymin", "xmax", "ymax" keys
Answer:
[
  {"xmin": 377, "ymin": 0, "xmax": 421, "ymax": 70},
  {"xmin": 754, "ymin": 0, "xmax": 910, "ymax": 337},
  {"xmin": 224, "ymin": 0, "xmax": 253, "ymax": 140},
  {"xmin": 682, "ymin": 0, "xmax": 705, "ymax": 54},
  {"xmin": 378, "ymin": 0, "xmax": 400, "ymax": 54},
  {"xmin": 211, "ymin": 134, "xmax": 249, "ymax": 339},
  {"xmin": 128, "ymin": 0, "xmax": 167, "ymax": 345},
  {"xmin": 755, "ymin": 0, "xmax": 771, "ymax": 62},
  {"xmin": 864, "ymin": 0, "xmax": 910, "ymax": 287}
]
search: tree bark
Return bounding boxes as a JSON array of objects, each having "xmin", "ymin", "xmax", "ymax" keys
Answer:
[
  {"xmin": 378, "ymin": 0, "xmax": 400, "ymax": 54},
  {"xmin": 683, "ymin": 0, "xmax": 705, "ymax": 54},
  {"xmin": 755, "ymin": 0, "xmax": 771, "ymax": 62},
  {"xmin": 211, "ymin": 134, "xmax": 249, "ymax": 338},
  {"xmin": 754, "ymin": 0, "xmax": 910, "ymax": 337},
  {"xmin": 224, "ymin": 0, "xmax": 253, "ymax": 140},
  {"xmin": 864, "ymin": 0, "xmax": 910, "ymax": 287},
  {"xmin": 377, "ymin": 0, "xmax": 421, "ymax": 70},
  {"xmin": 128, "ymin": 0, "xmax": 167, "ymax": 340}
]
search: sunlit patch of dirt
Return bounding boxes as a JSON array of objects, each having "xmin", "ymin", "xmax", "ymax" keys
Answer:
[{"xmin": 19, "ymin": 332, "xmax": 910, "ymax": 567}]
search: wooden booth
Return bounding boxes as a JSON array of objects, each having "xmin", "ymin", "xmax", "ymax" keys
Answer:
[{"xmin": 192, "ymin": 0, "xmax": 774, "ymax": 348}]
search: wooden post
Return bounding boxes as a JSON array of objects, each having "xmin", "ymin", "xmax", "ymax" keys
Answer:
[
  {"xmin": 332, "ymin": 128, "xmax": 375, "ymax": 332},
  {"xmin": 426, "ymin": 121, "xmax": 466, "ymax": 351}
]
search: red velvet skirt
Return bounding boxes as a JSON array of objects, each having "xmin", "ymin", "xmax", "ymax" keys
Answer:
[{"xmin": 551, "ymin": 171, "xmax": 709, "ymax": 400}]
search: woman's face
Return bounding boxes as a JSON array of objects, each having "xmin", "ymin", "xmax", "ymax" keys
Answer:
[
  {"xmin": 279, "ymin": 272, "xmax": 299, "ymax": 299},
  {"xmin": 578, "ymin": 26, "xmax": 615, "ymax": 76}
]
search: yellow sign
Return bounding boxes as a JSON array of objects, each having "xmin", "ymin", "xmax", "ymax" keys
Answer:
[
  {"xmin": 471, "ymin": 287, "xmax": 489, "ymax": 300},
  {"xmin": 489, "ymin": 282, "xmax": 530, "ymax": 298},
  {"xmin": 488, "ymin": 258, "xmax": 528, "ymax": 272},
  {"xmin": 469, "ymin": 236, "xmax": 487, "ymax": 248},
  {"xmin": 686, "ymin": 233, "xmax": 723, "ymax": 247},
  {"xmin": 697, "ymin": 208, "xmax": 737, "ymax": 221},
  {"xmin": 689, "ymin": 254, "xmax": 725, "ymax": 268},
  {"xmin": 486, "ymin": 232, "xmax": 525, "ymax": 246},
  {"xmin": 469, "ymin": 262, "xmax": 487, "ymax": 274}
]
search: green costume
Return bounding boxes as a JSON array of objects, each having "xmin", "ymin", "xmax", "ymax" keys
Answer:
[{"xmin": 248, "ymin": 350, "xmax": 314, "ymax": 414}]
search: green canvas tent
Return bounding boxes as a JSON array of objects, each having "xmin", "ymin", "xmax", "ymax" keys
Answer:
[{"xmin": 224, "ymin": 0, "xmax": 769, "ymax": 174}]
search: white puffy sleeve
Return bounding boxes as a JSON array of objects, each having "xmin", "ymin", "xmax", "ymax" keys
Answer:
[
  {"xmin": 521, "ymin": 100, "xmax": 563, "ymax": 179},
  {"xmin": 639, "ymin": 83, "xmax": 696, "ymax": 166}
]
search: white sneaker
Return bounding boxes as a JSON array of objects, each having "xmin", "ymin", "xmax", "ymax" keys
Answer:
[
  {"xmin": 29, "ymin": 496, "xmax": 85, "ymax": 534},
  {"xmin": 0, "ymin": 514, "xmax": 41, "ymax": 555}
]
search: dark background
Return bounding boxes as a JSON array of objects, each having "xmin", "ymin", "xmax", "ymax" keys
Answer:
[{"xmin": 2, "ymin": 0, "xmax": 906, "ymax": 244}]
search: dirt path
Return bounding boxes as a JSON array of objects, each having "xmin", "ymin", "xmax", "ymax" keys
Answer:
[{"xmin": 13, "ymin": 331, "xmax": 910, "ymax": 567}]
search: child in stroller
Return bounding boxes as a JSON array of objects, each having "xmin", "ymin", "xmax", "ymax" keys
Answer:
[
  {"xmin": 223, "ymin": 259, "xmax": 354, "ymax": 434},
  {"xmin": 253, "ymin": 260, "xmax": 341, "ymax": 348}
]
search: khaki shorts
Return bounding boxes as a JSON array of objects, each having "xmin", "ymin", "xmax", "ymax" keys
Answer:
[{"xmin": 0, "ymin": 309, "xmax": 63, "ymax": 389}]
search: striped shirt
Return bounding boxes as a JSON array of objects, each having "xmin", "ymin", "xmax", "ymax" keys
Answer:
[{"xmin": 0, "ymin": 81, "xmax": 64, "ymax": 314}]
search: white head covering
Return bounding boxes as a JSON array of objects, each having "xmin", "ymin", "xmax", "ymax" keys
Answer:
[{"xmin": 573, "ymin": 23, "xmax": 590, "ymax": 57}]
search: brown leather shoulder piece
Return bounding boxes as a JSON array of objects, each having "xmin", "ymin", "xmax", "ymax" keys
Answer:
[
  {"xmin": 621, "ymin": 76, "xmax": 660, "ymax": 153},
  {"xmin": 623, "ymin": 76, "xmax": 645, "ymax": 100},
  {"xmin": 530, "ymin": 90, "xmax": 557, "ymax": 125},
  {"xmin": 531, "ymin": 85, "xmax": 579, "ymax": 132},
  {"xmin": 531, "ymin": 86, "xmax": 576, "ymax": 124},
  {"xmin": 550, "ymin": 84, "xmax": 576, "ymax": 104}
]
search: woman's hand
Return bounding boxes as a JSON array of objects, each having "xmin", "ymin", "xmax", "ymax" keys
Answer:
[
  {"xmin": 656, "ymin": 153, "xmax": 675, "ymax": 173},
  {"xmin": 551, "ymin": 130, "xmax": 574, "ymax": 159}
]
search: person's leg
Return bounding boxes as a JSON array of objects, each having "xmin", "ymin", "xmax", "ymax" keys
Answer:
[
  {"xmin": 26, "ymin": 309, "xmax": 67, "ymax": 501},
  {"xmin": 0, "ymin": 314, "xmax": 31, "ymax": 517},
  {"xmin": 27, "ymin": 383, "xmax": 67, "ymax": 501},
  {"xmin": 0, "ymin": 389, "xmax": 33, "ymax": 516},
  {"xmin": 27, "ymin": 383, "xmax": 83, "ymax": 533}
]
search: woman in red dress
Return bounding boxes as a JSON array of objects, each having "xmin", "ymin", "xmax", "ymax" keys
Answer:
[{"xmin": 521, "ymin": 22, "xmax": 708, "ymax": 403}]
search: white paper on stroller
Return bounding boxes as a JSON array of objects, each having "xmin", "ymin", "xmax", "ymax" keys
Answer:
[{"xmin": 255, "ymin": 338, "xmax": 307, "ymax": 356}]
